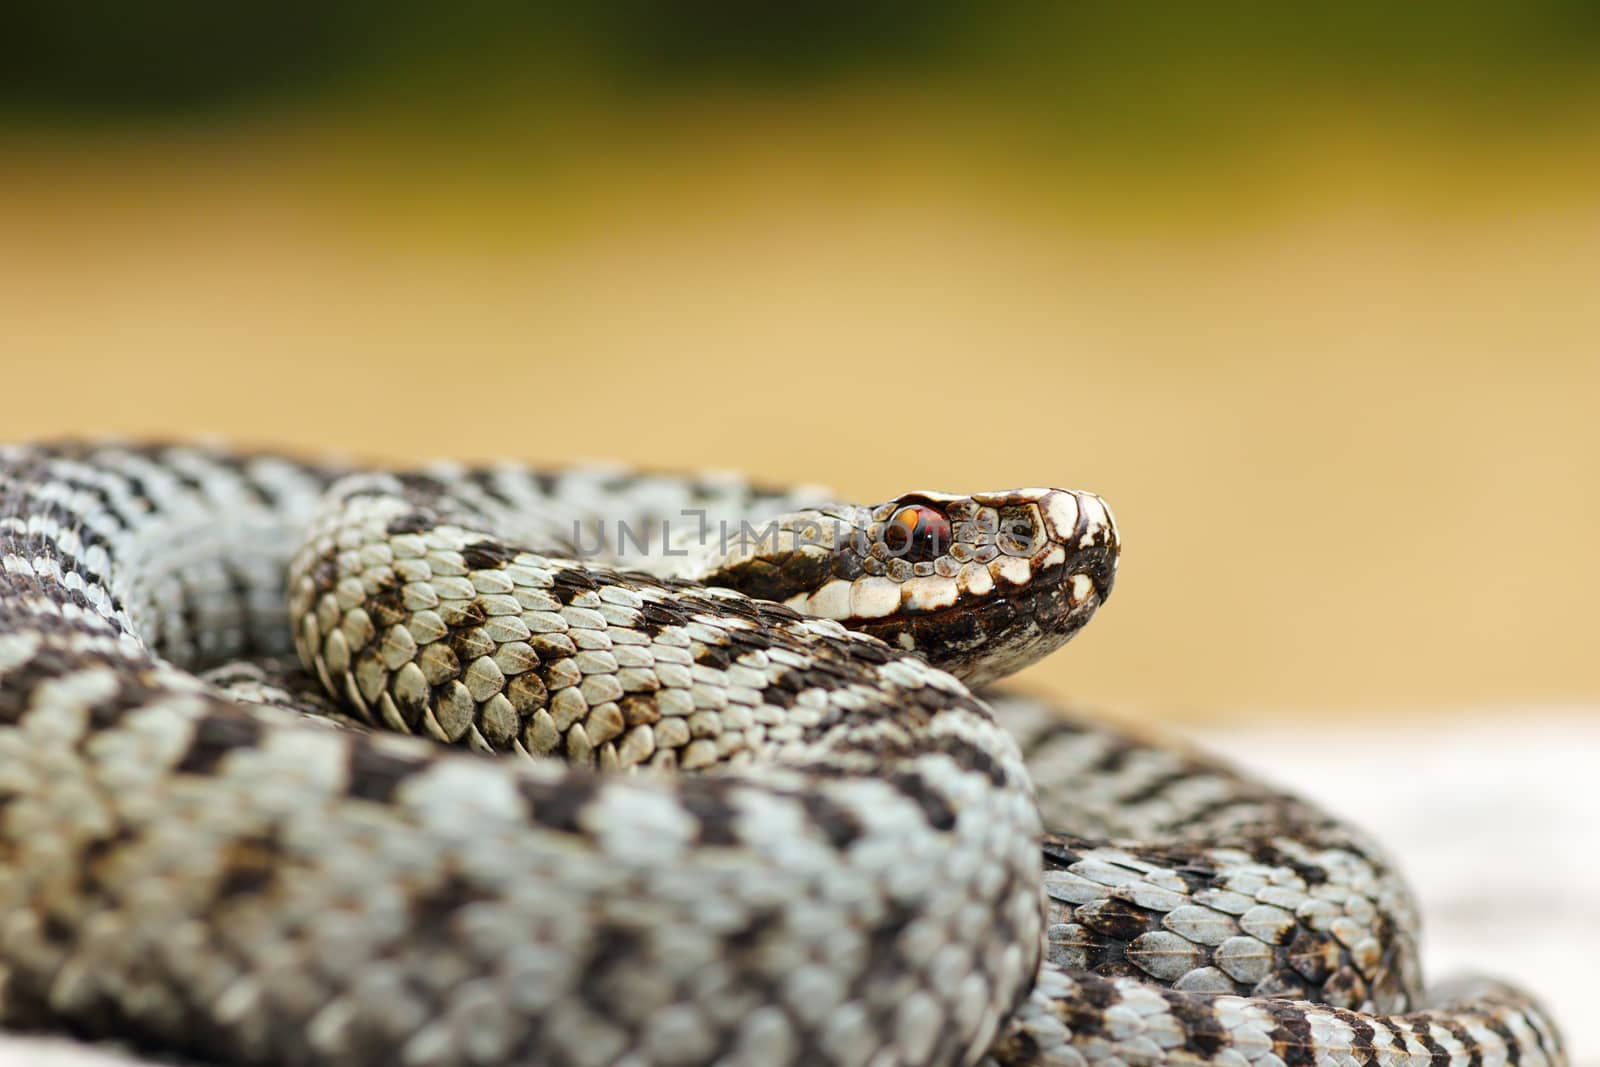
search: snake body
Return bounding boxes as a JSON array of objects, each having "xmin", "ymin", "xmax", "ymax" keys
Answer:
[{"xmin": 0, "ymin": 441, "xmax": 1564, "ymax": 1067}]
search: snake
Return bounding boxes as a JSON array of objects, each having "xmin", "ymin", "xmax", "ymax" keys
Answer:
[{"xmin": 0, "ymin": 440, "xmax": 1565, "ymax": 1067}]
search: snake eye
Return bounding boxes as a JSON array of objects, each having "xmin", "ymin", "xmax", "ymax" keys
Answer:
[{"xmin": 885, "ymin": 505, "xmax": 952, "ymax": 562}]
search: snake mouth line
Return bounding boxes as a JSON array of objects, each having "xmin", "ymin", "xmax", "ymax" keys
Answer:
[
  {"xmin": 859, "ymin": 565, "xmax": 1109, "ymax": 629},
  {"xmin": 850, "ymin": 558, "xmax": 1114, "ymax": 686}
]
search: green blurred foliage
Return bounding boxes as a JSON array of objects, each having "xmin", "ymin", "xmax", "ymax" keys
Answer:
[
  {"xmin": 2, "ymin": 3, "xmax": 959, "ymax": 115},
  {"xmin": 4, "ymin": 2, "xmax": 1599, "ymax": 123}
]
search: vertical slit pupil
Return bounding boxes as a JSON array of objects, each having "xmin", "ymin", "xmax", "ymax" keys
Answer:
[{"xmin": 887, "ymin": 506, "xmax": 952, "ymax": 562}]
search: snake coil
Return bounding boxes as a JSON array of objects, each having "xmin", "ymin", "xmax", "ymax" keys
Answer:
[{"xmin": 0, "ymin": 442, "xmax": 1564, "ymax": 1067}]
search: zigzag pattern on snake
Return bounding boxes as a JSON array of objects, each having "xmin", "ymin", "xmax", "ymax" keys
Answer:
[{"xmin": 0, "ymin": 441, "xmax": 1565, "ymax": 1067}]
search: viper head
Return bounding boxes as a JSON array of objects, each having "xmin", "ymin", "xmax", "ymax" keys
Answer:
[{"xmin": 696, "ymin": 487, "xmax": 1118, "ymax": 687}]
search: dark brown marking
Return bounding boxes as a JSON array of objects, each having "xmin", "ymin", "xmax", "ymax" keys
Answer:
[
  {"xmin": 692, "ymin": 641, "xmax": 735, "ymax": 672},
  {"xmin": 385, "ymin": 512, "xmax": 435, "ymax": 536},
  {"xmin": 678, "ymin": 784, "xmax": 744, "ymax": 848},
  {"xmin": 173, "ymin": 713, "xmax": 265, "ymax": 775},
  {"xmin": 797, "ymin": 791, "xmax": 866, "ymax": 847},
  {"xmin": 214, "ymin": 834, "xmax": 281, "ymax": 900},
  {"xmin": 1167, "ymin": 993, "xmax": 1229, "ymax": 1058},
  {"xmin": 461, "ymin": 542, "xmax": 518, "ymax": 570},
  {"xmin": 1347, "ymin": 1016, "xmax": 1380, "ymax": 1067},
  {"xmin": 885, "ymin": 772, "xmax": 954, "ymax": 833},
  {"xmin": 547, "ymin": 568, "xmax": 599, "ymax": 604},
  {"xmin": 517, "ymin": 776, "xmax": 600, "ymax": 835},
  {"xmin": 1264, "ymin": 999, "xmax": 1318, "ymax": 1067},
  {"xmin": 1285, "ymin": 926, "xmax": 1337, "ymax": 983},
  {"xmin": 1411, "ymin": 1020, "xmax": 1454, "ymax": 1067},
  {"xmin": 638, "ymin": 600, "xmax": 689, "ymax": 634},
  {"xmin": 409, "ymin": 872, "xmax": 482, "ymax": 934},
  {"xmin": 1074, "ymin": 897, "xmax": 1155, "ymax": 942},
  {"xmin": 346, "ymin": 741, "xmax": 426, "ymax": 805},
  {"xmin": 368, "ymin": 586, "xmax": 409, "ymax": 628},
  {"xmin": 1061, "ymin": 973, "xmax": 1117, "ymax": 1035},
  {"xmin": 1443, "ymin": 1019, "xmax": 1484, "ymax": 1067},
  {"xmin": 1482, "ymin": 1016, "xmax": 1522, "ymax": 1067}
]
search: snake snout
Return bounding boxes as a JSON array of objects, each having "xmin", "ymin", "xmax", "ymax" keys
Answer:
[{"xmin": 1041, "ymin": 489, "xmax": 1120, "ymax": 602}]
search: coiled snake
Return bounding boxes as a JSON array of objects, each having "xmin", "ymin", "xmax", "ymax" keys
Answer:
[{"xmin": 0, "ymin": 442, "xmax": 1564, "ymax": 1067}]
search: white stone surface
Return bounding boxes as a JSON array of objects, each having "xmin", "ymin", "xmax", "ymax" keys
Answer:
[{"xmin": 1214, "ymin": 710, "xmax": 1600, "ymax": 1067}]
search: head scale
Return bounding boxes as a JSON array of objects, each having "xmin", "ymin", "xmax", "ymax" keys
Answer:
[{"xmin": 698, "ymin": 487, "xmax": 1119, "ymax": 687}]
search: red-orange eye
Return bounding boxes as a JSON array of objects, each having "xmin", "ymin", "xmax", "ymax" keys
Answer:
[{"xmin": 885, "ymin": 505, "xmax": 952, "ymax": 561}]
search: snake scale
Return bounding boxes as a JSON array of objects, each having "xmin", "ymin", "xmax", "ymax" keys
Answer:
[{"xmin": 0, "ymin": 441, "xmax": 1565, "ymax": 1067}]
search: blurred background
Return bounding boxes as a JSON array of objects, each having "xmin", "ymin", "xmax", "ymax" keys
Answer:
[
  {"xmin": 2, "ymin": 2, "xmax": 1597, "ymax": 722},
  {"xmin": 2, "ymin": 7, "xmax": 1598, "ymax": 1064}
]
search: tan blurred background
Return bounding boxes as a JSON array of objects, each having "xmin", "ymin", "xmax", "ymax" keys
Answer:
[{"xmin": 3, "ymin": 4, "xmax": 1597, "ymax": 722}]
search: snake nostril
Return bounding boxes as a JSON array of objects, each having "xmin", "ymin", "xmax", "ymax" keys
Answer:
[{"xmin": 1088, "ymin": 537, "xmax": 1119, "ymax": 601}]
